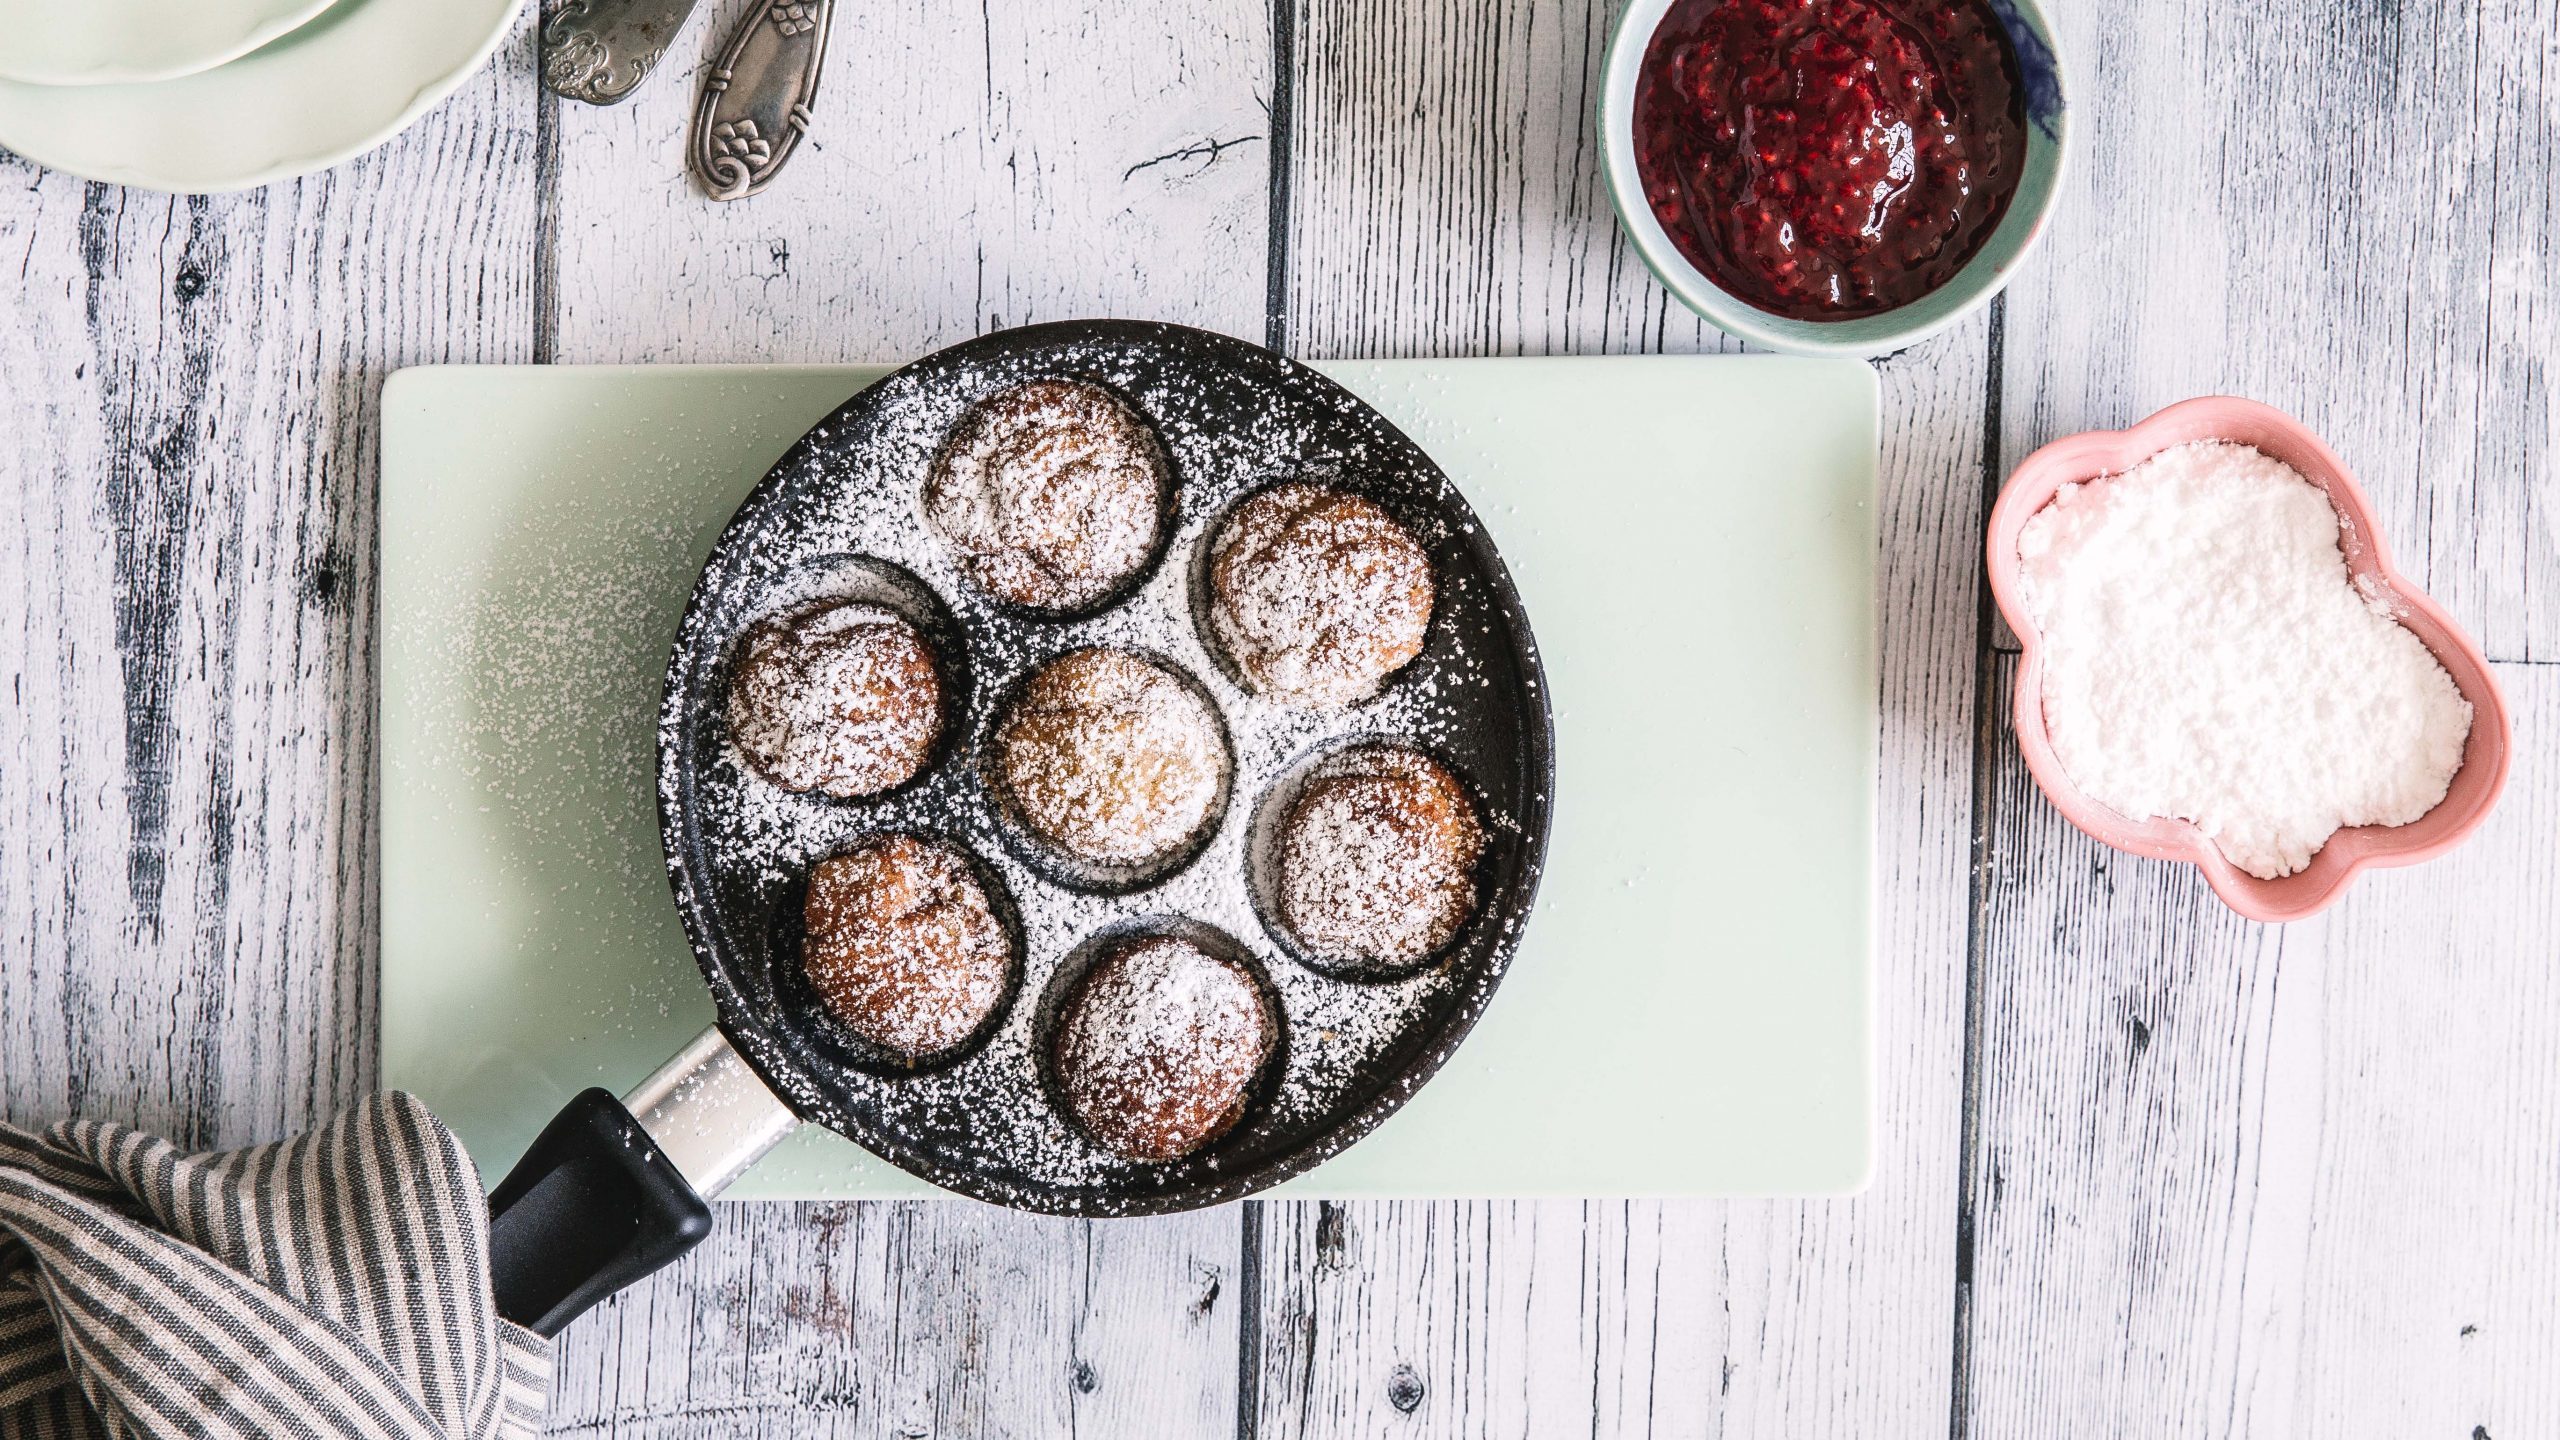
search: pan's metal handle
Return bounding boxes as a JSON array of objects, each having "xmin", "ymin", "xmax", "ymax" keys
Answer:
[
  {"xmin": 486, "ymin": 1027, "xmax": 799, "ymax": 1337},
  {"xmin": 621, "ymin": 1025, "xmax": 802, "ymax": 1197}
]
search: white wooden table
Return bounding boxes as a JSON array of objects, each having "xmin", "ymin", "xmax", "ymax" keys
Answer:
[{"xmin": 4, "ymin": 0, "xmax": 2556, "ymax": 1433}]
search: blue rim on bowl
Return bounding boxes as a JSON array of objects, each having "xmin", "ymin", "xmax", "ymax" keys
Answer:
[{"xmin": 1598, "ymin": 0, "xmax": 2072, "ymax": 357}]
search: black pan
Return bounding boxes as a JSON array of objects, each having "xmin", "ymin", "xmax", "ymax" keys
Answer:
[{"xmin": 483, "ymin": 320, "xmax": 1553, "ymax": 1334}]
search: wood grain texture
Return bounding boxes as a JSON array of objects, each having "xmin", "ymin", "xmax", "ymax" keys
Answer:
[
  {"xmin": 1966, "ymin": 0, "xmax": 2560, "ymax": 1432},
  {"xmin": 1249, "ymin": 1, "xmax": 1992, "ymax": 1432},
  {"xmin": 1964, "ymin": 662, "xmax": 2560, "ymax": 1438},
  {"xmin": 532, "ymin": 0, "xmax": 1276, "ymax": 1428},
  {"xmin": 1995, "ymin": 0, "xmax": 2560, "ymax": 660},
  {"xmin": 546, "ymin": 0, "xmax": 1273, "ymax": 362},
  {"xmin": 0, "ymin": 17, "xmax": 542, "ymax": 1149},
  {"xmin": 3, "ymin": 0, "xmax": 2557, "ymax": 1433},
  {"xmin": 544, "ymin": 1203, "xmax": 1239, "ymax": 1438},
  {"xmin": 1277, "ymin": 0, "xmax": 1733, "ymax": 358}
]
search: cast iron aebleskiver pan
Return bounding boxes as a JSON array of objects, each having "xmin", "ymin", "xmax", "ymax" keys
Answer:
[
  {"xmin": 662, "ymin": 320, "xmax": 1553, "ymax": 1215},
  {"xmin": 486, "ymin": 319, "xmax": 1552, "ymax": 1334}
]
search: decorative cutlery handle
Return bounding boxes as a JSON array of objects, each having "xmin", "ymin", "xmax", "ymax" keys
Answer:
[
  {"xmin": 689, "ymin": 0, "xmax": 836, "ymax": 200},
  {"xmin": 541, "ymin": 0, "xmax": 704, "ymax": 105}
]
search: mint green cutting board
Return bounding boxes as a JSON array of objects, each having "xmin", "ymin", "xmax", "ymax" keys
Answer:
[{"xmin": 380, "ymin": 357, "xmax": 1878, "ymax": 1200}]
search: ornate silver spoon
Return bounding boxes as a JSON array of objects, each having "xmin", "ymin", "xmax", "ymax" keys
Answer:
[
  {"xmin": 541, "ymin": 0, "xmax": 704, "ymax": 106},
  {"xmin": 688, "ymin": 0, "xmax": 836, "ymax": 200}
]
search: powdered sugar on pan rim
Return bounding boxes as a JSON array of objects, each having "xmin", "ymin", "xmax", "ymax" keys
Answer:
[{"xmin": 656, "ymin": 325, "xmax": 1550, "ymax": 1214}]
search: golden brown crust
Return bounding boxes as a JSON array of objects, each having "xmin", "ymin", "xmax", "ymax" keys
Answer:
[
  {"xmin": 728, "ymin": 602, "xmax": 942, "ymax": 798},
  {"xmin": 923, "ymin": 379, "xmax": 1168, "ymax": 613},
  {"xmin": 803, "ymin": 835, "xmax": 1011, "ymax": 1060},
  {"xmin": 1208, "ymin": 483, "xmax": 1433, "ymax": 709},
  {"xmin": 1278, "ymin": 746, "xmax": 1485, "ymax": 967},
  {"xmin": 1053, "ymin": 935, "xmax": 1271, "ymax": 1161},
  {"xmin": 991, "ymin": 649, "xmax": 1227, "ymax": 866}
]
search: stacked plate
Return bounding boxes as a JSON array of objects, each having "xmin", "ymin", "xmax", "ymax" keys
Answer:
[{"xmin": 0, "ymin": 0, "xmax": 523, "ymax": 192}]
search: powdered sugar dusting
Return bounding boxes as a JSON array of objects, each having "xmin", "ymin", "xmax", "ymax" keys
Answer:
[
  {"xmin": 727, "ymin": 601, "xmax": 942, "ymax": 798},
  {"xmin": 992, "ymin": 648, "xmax": 1228, "ymax": 868},
  {"xmin": 1209, "ymin": 482, "xmax": 1434, "ymax": 708},
  {"xmin": 1278, "ymin": 746, "xmax": 1486, "ymax": 970},
  {"xmin": 1054, "ymin": 935, "xmax": 1271, "ymax": 1161},
  {"xmin": 923, "ymin": 378, "xmax": 1167, "ymax": 613},
  {"xmin": 2018, "ymin": 440, "xmax": 2474, "ymax": 880},
  {"xmin": 659, "ymin": 324, "xmax": 1552, "ymax": 1212},
  {"xmin": 802, "ymin": 835, "xmax": 1010, "ymax": 1060}
]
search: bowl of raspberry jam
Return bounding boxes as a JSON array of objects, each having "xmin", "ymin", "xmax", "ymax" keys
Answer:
[{"xmin": 1601, "ymin": 0, "xmax": 2068, "ymax": 356}]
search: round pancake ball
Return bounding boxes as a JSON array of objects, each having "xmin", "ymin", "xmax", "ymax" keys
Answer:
[
  {"xmin": 728, "ymin": 601, "xmax": 943, "ymax": 798},
  {"xmin": 803, "ymin": 835, "xmax": 1011, "ymax": 1061},
  {"xmin": 1208, "ymin": 483, "xmax": 1433, "ymax": 709},
  {"xmin": 924, "ymin": 379, "xmax": 1169, "ymax": 613},
  {"xmin": 1278, "ymin": 745, "xmax": 1485, "ymax": 969},
  {"xmin": 1053, "ymin": 934, "xmax": 1272, "ymax": 1161},
  {"xmin": 990, "ymin": 648, "xmax": 1228, "ymax": 868}
]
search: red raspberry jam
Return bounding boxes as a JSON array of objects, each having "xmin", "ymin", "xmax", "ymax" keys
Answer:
[{"xmin": 1632, "ymin": 0, "xmax": 2027, "ymax": 320}]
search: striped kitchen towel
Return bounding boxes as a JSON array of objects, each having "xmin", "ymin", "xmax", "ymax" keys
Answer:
[{"xmin": 0, "ymin": 1095, "xmax": 551, "ymax": 1439}]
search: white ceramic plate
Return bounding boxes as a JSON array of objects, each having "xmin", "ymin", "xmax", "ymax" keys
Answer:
[
  {"xmin": 0, "ymin": 0, "xmax": 343, "ymax": 87},
  {"xmin": 0, "ymin": 0, "xmax": 524, "ymax": 194}
]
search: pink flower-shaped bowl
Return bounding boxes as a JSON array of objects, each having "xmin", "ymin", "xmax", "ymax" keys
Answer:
[{"xmin": 1986, "ymin": 396, "xmax": 2514, "ymax": 923}]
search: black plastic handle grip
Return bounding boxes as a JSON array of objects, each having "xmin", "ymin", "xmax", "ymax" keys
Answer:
[{"xmin": 486, "ymin": 1088, "xmax": 715, "ymax": 1338}]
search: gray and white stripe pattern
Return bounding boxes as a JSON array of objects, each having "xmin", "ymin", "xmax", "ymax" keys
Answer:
[{"xmin": 0, "ymin": 1095, "xmax": 551, "ymax": 1440}]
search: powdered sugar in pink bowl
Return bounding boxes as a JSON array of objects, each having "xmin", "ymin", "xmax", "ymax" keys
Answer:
[{"xmin": 1985, "ymin": 396, "xmax": 2513, "ymax": 924}]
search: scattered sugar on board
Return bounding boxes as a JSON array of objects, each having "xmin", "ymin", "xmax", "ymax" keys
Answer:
[
  {"xmin": 400, "ymin": 497, "xmax": 705, "ymax": 1019},
  {"xmin": 2016, "ymin": 441, "xmax": 2472, "ymax": 881}
]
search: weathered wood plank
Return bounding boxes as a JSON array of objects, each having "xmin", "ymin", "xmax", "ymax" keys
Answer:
[
  {"xmin": 1246, "ymin": 321, "xmax": 1990, "ymax": 1436},
  {"xmin": 536, "ymin": 3, "xmax": 1274, "ymax": 1431},
  {"xmin": 1276, "ymin": 0, "xmax": 1732, "ymax": 358},
  {"xmin": 1995, "ymin": 0, "xmax": 2560, "ymax": 660},
  {"xmin": 1964, "ymin": 660, "xmax": 2560, "ymax": 1437},
  {"xmin": 546, "ymin": 0, "xmax": 1273, "ymax": 361},
  {"xmin": 1968, "ymin": 2, "xmax": 2560, "ymax": 1431},
  {"xmin": 1250, "ymin": 0, "xmax": 1986, "ymax": 1432},
  {"xmin": 543, "ymin": 1202, "xmax": 1239, "ymax": 1438},
  {"xmin": 0, "ymin": 17, "xmax": 543, "ymax": 1148}
]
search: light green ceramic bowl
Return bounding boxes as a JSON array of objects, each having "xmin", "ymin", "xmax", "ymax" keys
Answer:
[{"xmin": 1598, "ymin": 0, "xmax": 2072, "ymax": 357}]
